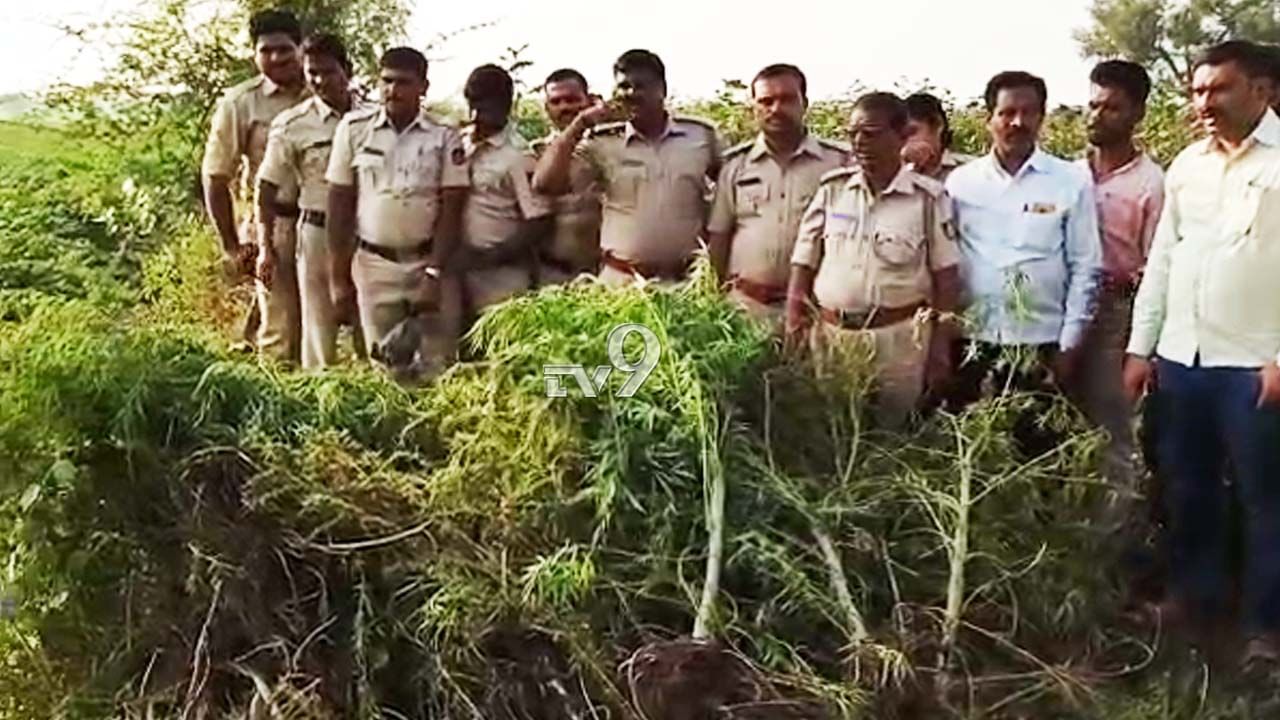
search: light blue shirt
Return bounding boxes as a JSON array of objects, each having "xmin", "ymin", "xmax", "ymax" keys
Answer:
[{"xmin": 945, "ymin": 148, "xmax": 1102, "ymax": 350}]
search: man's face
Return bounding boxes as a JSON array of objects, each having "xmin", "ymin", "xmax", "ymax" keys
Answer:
[
  {"xmin": 613, "ymin": 68, "xmax": 665, "ymax": 122},
  {"xmin": 1193, "ymin": 61, "xmax": 1270, "ymax": 141},
  {"xmin": 752, "ymin": 74, "xmax": 807, "ymax": 139},
  {"xmin": 380, "ymin": 67, "xmax": 427, "ymax": 119},
  {"xmin": 849, "ymin": 107, "xmax": 905, "ymax": 177},
  {"xmin": 466, "ymin": 91, "xmax": 510, "ymax": 131},
  {"xmin": 544, "ymin": 79, "xmax": 590, "ymax": 130},
  {"xmin": 256, "ymin": 33, "xmax": 302, "ymax": 86},
  {"xmin": 1086, "ymin": 83, "xmax": 1142, "ymax": 147},
  {"xmin": 988, "ymin": 86, "xmax": 1044, "ymax": 159},
  {"xmin": 305, "ymin": 54, "xmax": 349, "ymax": 108}
]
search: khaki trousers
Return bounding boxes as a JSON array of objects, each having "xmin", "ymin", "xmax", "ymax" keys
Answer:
[
  {"xmin": 810, "ymin": 317, "xmax": 930, "ymax": 430},
  {"xmin": 297, "ymin": 221, "xmax": 365, "ymax": 369},
  {"xmin": 254, "ymin": 217, "xmax": 301, "ymax": 363},
  {"xmin": 352, "ymin": 247, "xmax": 453, "ymax": 365},
  {"xmin": 728, "ymin": 288, "xmax": 784, "ymax": 330},
  {"xmin": 463, "ymin": 264, "xmax": 532, "ymax": 313}
]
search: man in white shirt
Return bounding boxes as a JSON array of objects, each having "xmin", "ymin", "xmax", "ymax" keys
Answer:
[
  {"xmin": 1124, "ymin": 41, "xmax": 1280, "ymax": 662},
  {"xmin": 943, "ymin": 71, "xmax": 1102, "ymax": 455}
]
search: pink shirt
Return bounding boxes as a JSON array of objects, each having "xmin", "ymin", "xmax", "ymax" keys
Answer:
[{"xmin": 1076, "ymin": 152, "xmax": 1165, "ymax": 283}]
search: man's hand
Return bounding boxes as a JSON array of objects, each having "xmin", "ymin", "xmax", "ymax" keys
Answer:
[
  {"xmin": 331, "ymin": 276, "xmax": 357, "ymax": 326},
  {"xmin": 1258, "ymin": 362, "xmax": 1280, "ymax": 409},
  {"xmin": 223, "ymin": 242, "xmax": 258, "ymax": 280},
  {"xmin": 256, "ymin": 245, "xmax": 277, "ymax": 288},
  {"xmin": 574, "ymin": 97, "xmax": 615, "ymax": 130},
  {"xmin": 1122, "ymin": 354, "xmax": 1155, "ymax": 403},
  {"xmin": 924, "ymin": 335, "xmax": 954, "ymax": 396},
  {"xmin": 1051, "ymin": 346, "xmax": 1082, "ymax": 387},
  {"xmin": 902, "ymin": 138, "xmax": 940, "ymax": 173}
]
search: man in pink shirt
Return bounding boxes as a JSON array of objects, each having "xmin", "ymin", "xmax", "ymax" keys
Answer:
[{"xmin": 1073, "ymin": 60, "xmax": 1164, "ymax": 506}]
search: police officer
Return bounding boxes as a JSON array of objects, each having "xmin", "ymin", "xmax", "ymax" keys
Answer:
[
  {"xmin": 454, "ymin": 65, "xmax": 553, "ymax": 314},
  {"xmin": 258, "ymin": 33, "xmax": 367, "ymax": 370},
  {"xmin": 787, "ymin": 92, "xmax": 963, "ymax": 428},
  {"xmin": 533, "ymin": 49, "xmax": 721, "ymax": 286},
  {"xmin": 202, "ymin": 9, "xmax": 308, "ymax": 356},
  {"xmin": 531, "ymin": 68, "xmax": 602, "ymax": 284},
  {"xmin": 708, "ymin": 64, "xmax": 849, "ymax": 324},
  {"xmin": 325, "ymin": 47, "xmax": 469, "ymax": 376}
]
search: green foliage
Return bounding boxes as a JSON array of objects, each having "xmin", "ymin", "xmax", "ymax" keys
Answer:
[{"xmin": 1076, "ymin": 0, "xmax": 1280, "ymax": 83}]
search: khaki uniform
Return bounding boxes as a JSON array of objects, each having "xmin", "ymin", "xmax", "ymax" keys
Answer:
[
  {"xmin": 926, "ymin": 150, "xmax": 975, "ymax": 183},
  {"xmin": 792, "ymin": 165, "xmax": 962, "ymax": 427},
  {"xmin": 325, "ymin": 107, "xmax": 469, "ymax": 362},
  {"xmin": 259, "ymin": 96, "xmax": 370, "ymax": 369},
  {"xmin": 708, "ymin": 133, "xmax": 849, "ymax": 323},
  {"xmin": 581, "ymin": 115, "xmax": 721, "ymax": 286},
  {"xmin": 532, "ymin": 134, "xmax": 601, "ymax": 284},
  {"xmin": 203, "ymin": 76, "xmax": 308, "ymax": 361},
  {"xmin": 461, "ymin": 125, "xmax": 553, "ymax": 311}
]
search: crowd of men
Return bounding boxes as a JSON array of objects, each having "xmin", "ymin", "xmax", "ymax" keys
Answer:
[{"xmin": 202, "ymin": 9, "xmax": 1280, "ymax": 663}]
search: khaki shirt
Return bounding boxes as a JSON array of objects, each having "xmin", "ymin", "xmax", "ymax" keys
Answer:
[
  {"xmin": 462, "ymin": 125, "xmax": 553, "ymax": 250},
  {"xmin": 258, "ymin": 96, "xmax": 370, "ymax": 211},
  {"xmin": 582, "ymin": 115, "xmax": 721, "ymax": 265},
  {"xmin": 708, "ymin": 133, "xmax": 850, "ymax": 286},
  {"xmin": 533, "ymin": 134, "xmax": 602, "ymax": 268},
  {"xmin": 202, "ymin": 75, "xmax": 308, "ymax": 204},
  {"xmin": 793, "ymin": 165, "xmax": 961, "ymax": 312},
  {"xmin": 325, "ymin": 107, "xmax": 469, "ymax": 247}
]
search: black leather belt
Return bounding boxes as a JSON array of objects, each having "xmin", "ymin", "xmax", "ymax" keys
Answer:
[
  {"xmin": 357, "ymin": 238, "xmax": 434, "ymax": 263},
  {"xmin": 273, "ymin": 201, "xmax": 300, "ymax": 219},
  {"xmin": 301, "ymin": 209, "xmax": 326, "ymax": 228}
]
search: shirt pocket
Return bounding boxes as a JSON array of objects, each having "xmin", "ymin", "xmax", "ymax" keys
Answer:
[
  {"xmin": 395, "ymin": 143, "xmax": 442, "ymax": 194},
  {"xmin": 606, "ymin": 161, "xmax": 648, "ymax": 210},
  {"xmin": 670, "ymin": 155, "xmax": 711, "ymax": 218},
  {"xmin": 1014, "ymin": 205, "xmax": 1065, "ymax": 257},
  {"xmin": 353, "ymin": 149, "xmax": 386, "ymax": 190},
  {"xmin": 300, "ymin": 140, "xmax": 332, "ymax": 188},
  {"xmin": 1247, "ymin": 180, "xmax": 1280, "ymax": 241},
  {"xmin": 734, "ymin": 176, "xmax": 769, "ymax": 217},
  {"xmin": 872, "ymin": 229, "xmax": 925, "ymax": 268}
]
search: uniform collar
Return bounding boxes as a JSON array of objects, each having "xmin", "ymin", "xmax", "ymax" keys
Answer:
[
  {"xmin": 373, "ymin": 107, "xmax": 433, "ymax": 132},
  {"xmin": 846, "ymin": 164, "xmax": 916, "ymax": 196},
  {"xmin": 261, "ymin": 76, "xmax": 281, "ymax": 96},
  {"xmin": 625, "ymin": 113, "xmax": 685, "ymax": 143},
  {"xmin": 314, "ymin": 97, "xmax": 343, "ymax": 121},
  {"xmin": 1200, "ymin": 107, "xmax": 1280, "ymax": 155},
  {"xmin": 988, "ymin": 146, "xmax": 1048, "ymax": 179},
  {"xmin": 940, "ymin": 149, "xmax": 966, "ymax": 168},
  {"xmin": 464, "ymin": 123, "xmax": 520, "ymax": 153},
  {"xmin": 747, "ymin": 132, "xmax": 824, "ymax": 163}
]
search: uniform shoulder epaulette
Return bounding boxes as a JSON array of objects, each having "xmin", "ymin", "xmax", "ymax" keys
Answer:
[
  {"xmin": 673, "ymin": 115, "xmax": 718, "ymax": 133},
  {"xmin": 344, "ymin": 106, "xmax": 380, "ymax": 124},
  {"xmin": 589, "ymin": 121, "xmax": 626, "ymax": 138},
  {"xmin": 271, "ymin": 99, "xmax": 312, "ymax": 128},
  {"xmin": 220, "ymin": 75, "xmax": 264, "ymax": 103},
  {"xmin": 722, "ymin": 140, "xmax": 753, "ymax": 160},
  {"xmin": 817, "ymin": 137, "xmax": 851, "ymax": 154},
  {"xmin": 819, "ymin": 166, "xmax": 858, "ymax": 184},
  {"xmin": 910, "ymin": 171, "xmax": 944, "ymax": 197}
]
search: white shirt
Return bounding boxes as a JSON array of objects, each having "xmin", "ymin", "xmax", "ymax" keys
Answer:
[
  {"xmin": 1128, "ymin": 108, "xmax": 1280, "ymax": 368},
  {"xmin": 946, "ymin": 148, "xmax": 1102, "ymax": 349}
]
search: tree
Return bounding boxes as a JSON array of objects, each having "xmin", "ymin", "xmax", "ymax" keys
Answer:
[{"xmin": 1075, "ymin": 0, "xmax": 1280, "ymax": 83}]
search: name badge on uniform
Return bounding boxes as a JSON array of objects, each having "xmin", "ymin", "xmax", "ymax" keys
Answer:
[{"xmin": 1023, "ymin": 202, "xmax": 1057, "ymax": 214}]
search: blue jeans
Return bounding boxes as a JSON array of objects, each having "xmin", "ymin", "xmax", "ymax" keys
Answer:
[{"xmin": 1156, "ymin": 358, "xmax": 1280, "ymax": 632}]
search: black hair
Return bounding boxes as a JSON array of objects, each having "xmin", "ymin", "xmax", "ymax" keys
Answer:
[
  {"xmin": 466, "ymin": 64, "xmax": 515, "ymax": 110},
  {"xmin": 983, "ymin": 70, "xmax": 1047, "ymax": 112},
  {"xmin": 904, "ymin": 92, "xmax": 953, "ymax": 147},
  {"xmin": 544, "ymin": 68, "xmax": 589, "ymax": 94},
  {"xmin": 1090, "ymin": 59, "xmax": 1151, "ymax": 105},
  {"xmin": 613, "ymin": 49, "xmax": 666, "ymax": 86},
  {"xmin": 852, "ymin": 91, "xmax": 909, "ymax": 133},
  {"xmin": 751, "ymin": 63, "xmax": 807, "ymax": 98},
  {"xmin": 1266, "ymin": 44, "xmax": 1280, "ymax": 84},
  {"xmin": 249, "ymin": 9, "xmax": 302, "ymax": 45},
  {"xmin": 302, "ymin": 33, "xmax": 352, "ymax": 76},
  {"xmin": 380, "ymin": 47, "xmax": 428, "ymax": 80},
  {"xmin": 1193, "ymin": 40, "xmax": 1274, "ymax": 80}
]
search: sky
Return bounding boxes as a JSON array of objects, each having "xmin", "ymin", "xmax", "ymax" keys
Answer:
[{"xmin": 2, "ymin": 0, "xmax": 1099, "ymax": 106}]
